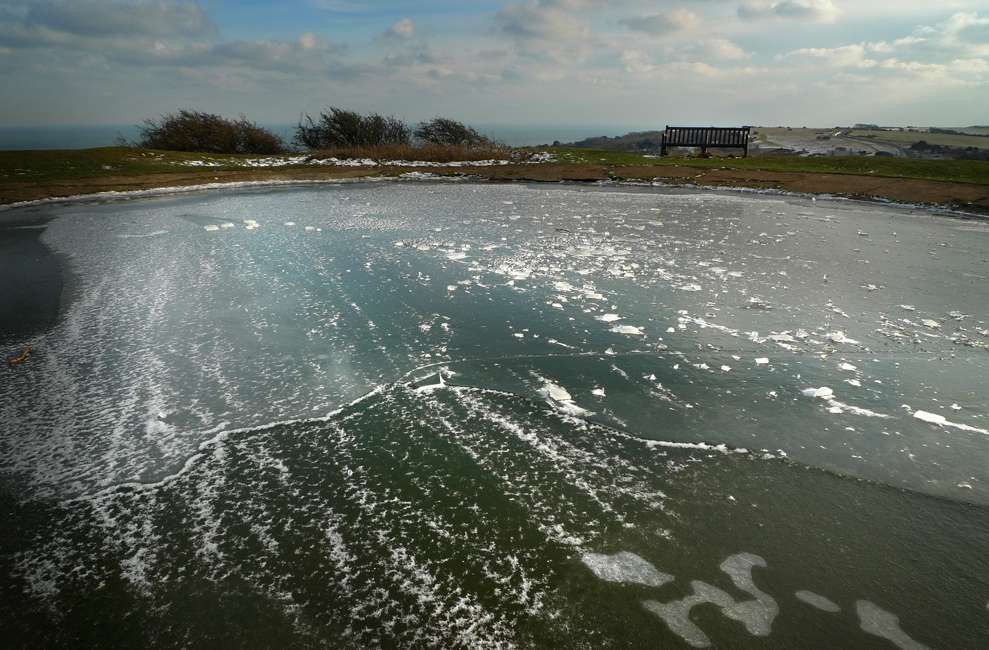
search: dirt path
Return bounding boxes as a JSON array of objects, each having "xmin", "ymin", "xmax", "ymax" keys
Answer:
[{"xmin": 2, "ymin": 163, "xmax": 988, "ymax": 215}]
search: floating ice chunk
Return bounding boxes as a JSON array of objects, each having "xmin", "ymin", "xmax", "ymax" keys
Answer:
[
  {"xmin": 796, "ymin": 591, "xmax": 840, "ymax": 612},
  {"xmin": 243, "ymin": 219, "xmax": 258, "ymax": 225},
  {"xmin": 755, "ymin": 358, "xmax": 769, "ymax": 365},
  {"xmin": 220, "ymin": 222, "xmax": 234, "ymax": 229},
  {"xmin": 204, "ymin": 224, "xmax": 219, "ymax": 231},
  {"xmin": 582, "ymin": 551, "xmax": 673, "ymax": 587},
  {"xmin": 514, "ymin": 332, "xmax": 524, "ymax": 339},
  {"xmin": 921, "ymin": 319, "xmax": 940, "ymax": 329},
  {"xmin": 585, "ymin": 292, "xmax": 604, "ymax": 300},
  {"xmin": 552, "ymin": 302, "xmax": 564, "ymax": 309},
  {"xmin": 447, "ymin": 285, "xmax": 457, "ymax": 291},
  {"xmin": 900, "ymin": 305, "xmax": 915, "ymax": 311},
  {"xmin": 157, "ymin": 411, "xmax": 167, "ymax": 420},
  {"xmin": 612, "ymin": 325, "xmax": 643, "ymax": 335},
  {"xmin": 839, "ymin": 363, "xmax": 857, "ymax": 372},
  {"xmin": 447, "ymin": 252, "xmax": 467, "ymax": 260},
  {"xmin": 598, "ymin": 314, "xmax": 622, "ymax": 322},
  {"xmin": 592, "ymin": 388, "xmax": 605, "ymax": 397},
  {"xmin": 770, "ymin": 333, "xmax": 795, "ymax": 342},
  {"xmin": 667, "ymin": 327, "xmax": 675, "ymax": 333},
  {"xmin": 846, "ymin": 379, "xmax": 862, "ymax": 387},
  {"xmin": 825, "ymin": 331, "xmax": 858, "ymax": 344},
  {"xmin": 681, "ymin": 284, "xmax": 702, "ymax": 292},
  {"xmin": 721, "ymin": 365, "xmax": 731, "ymax": 372},
  {"xmin": 245, "ymin": 224, "xmax": 257, "ymax": 230},
  {"xmin": 554, "ymin": 281, "xmax": 574, "ymax": 292},
  {"xmin": 951, "ymin": 403, "xmax": 962, "ymax": 411},
  {"xmin": 305, "ymin": 225, "xmax": 315, "ymax": 231},
  {"xmin": 284, "ymin": 221, "xmax": 295, "ymax": 227},
  {"xmin": 803, "ymin": 387, "xmax": 834, "ymax": 399},
  {"xmin": 857, "ymin": 601, "xmax": 931, "ymax": 650},
  {"xmin": 394, "ymin": 240, "xmax": 404, "ymax": 247},
  {"xmin": 914, "ymin": 410, "xmax": 946, "ymax": 425},
  {"xmin": 605, "ymin": 347, "xmax": 616, "ymax": 355},
  {"xmin": 828, "ymin": 406, "xmax": 843, "ymax": 414},
  {"xmin": 417, "ymin": 245, "xmax": 431, "ymax": 252},
  {"xmin": 644, "ymin": 582, "xmax": 735, "ymax": 648},
  {"xmin": 548, "ymin": 385, "xmax": 571, "ymax": 402}
]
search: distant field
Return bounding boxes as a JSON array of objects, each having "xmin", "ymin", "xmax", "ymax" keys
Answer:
[{"xmin": 848, "ymin": 129, "xmax": 989, "ymax": 149}]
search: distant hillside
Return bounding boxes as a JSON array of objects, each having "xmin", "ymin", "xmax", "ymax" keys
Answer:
[{"xmin": 552, "ymin": 131, "xmax": 666, "ymax": 152}]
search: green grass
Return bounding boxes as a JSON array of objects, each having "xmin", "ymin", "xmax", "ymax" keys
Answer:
[
  {"xmin": 0, "ymin": 147, "xmax": 292, "ymax": 183},
  {"xmin": 543, "ymin": 147, "xmax": 989, "ymax": 185},
  {"xmin": 2, "ymin": 145, "xmax": 988, "ymax": 188}
]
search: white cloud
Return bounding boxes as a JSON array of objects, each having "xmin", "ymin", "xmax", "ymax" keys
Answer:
[
  {"xmin": 5, "ymin": 0, "xmax": 216, "ymax": 39},
  {"xmin": 492, "ymin": 0, "xmax": 594, "ymax": 64},
  {"xmin": 781, "ymin": 44, "xmax": 877, "ymax": 67},
  {"xmin": 621, "ymin": 49, "xmax": 721, "ymax": 79},
  {"xmin": 941, "ymin": 12, "xmax": 989, "ymax": 55},
  {"xmin": 621, "ymin": 49, "xmax": 655, "ymax": 73},
  {"xmin": 739, "ymin": 0, "xmax": 842, "ymax": 24},
  {"xmin": 383, "ymin": 46, "xmax": 450, "ymax": 67},
  {"xmin": 620, "ymin": 8, "xmax": 702, "ymax": 35},
  {"xmin": 141, "ymin": 33, "xmax": 347, "ymax": 72},
  {"xmin": 379, "ymin": 18, "xmax": 415, "ymax": 42},
  {"xmin": 697, "ymin": 38, "xmax": 748, "ymax": 60}
]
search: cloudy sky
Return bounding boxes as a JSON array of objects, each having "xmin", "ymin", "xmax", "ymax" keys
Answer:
[{"xmin": 0, "ymin": 0, "xmax": 986, "ymax": 128}]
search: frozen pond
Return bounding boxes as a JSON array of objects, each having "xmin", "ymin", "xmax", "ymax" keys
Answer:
[{"xmin": 2, "ymin": 181, "xmax": 988, "ymax": 649}]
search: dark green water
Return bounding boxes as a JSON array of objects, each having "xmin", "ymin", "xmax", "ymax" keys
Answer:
[{"xmin": 2, "ymin": 182, "xmax": 987, "ymax": 648}]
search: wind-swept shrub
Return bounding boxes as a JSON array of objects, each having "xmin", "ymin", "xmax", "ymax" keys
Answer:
[
  {"xmin": 130, "ymin": 110, "xmax": 288, "ymax": 154},
  {"xmin": 413, "ymin": 117, "xmax": 491, "ymax": 147},
  {"xmin": 294, "ymin": 108, "xmax": 410, "ymax": 150}
]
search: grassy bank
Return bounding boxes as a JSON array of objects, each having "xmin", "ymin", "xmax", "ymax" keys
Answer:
[
  {"xmin": 549, "ymin": 148, "xmax": 989, "ymax": 186},
  {"xmin": 2, "ymin": 145, "xmax": 987, "ymax": 187}
]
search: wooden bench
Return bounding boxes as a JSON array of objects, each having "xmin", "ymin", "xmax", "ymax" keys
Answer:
[{"xmin": 660, "ymin": 126, "xmax": 751, "ymax": 157}]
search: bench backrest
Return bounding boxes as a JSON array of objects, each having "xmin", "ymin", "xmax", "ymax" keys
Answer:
[
  {"xmin": 664, "ymin": 126, "xmax": 750, "ymax": 147},
  {"xmin": 661, "ymin": 126, "xmax": 751, "ymax": 156}
]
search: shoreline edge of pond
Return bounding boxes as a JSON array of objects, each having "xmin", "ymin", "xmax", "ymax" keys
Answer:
[{"xmin": 2, "ymin": 162, "xmax": 988, "ymax": 218}]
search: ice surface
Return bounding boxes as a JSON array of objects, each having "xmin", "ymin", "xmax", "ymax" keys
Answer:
[
  {"xmin": 547, "ymin": 385, "xmax": 571, "ymax": 402},
  {"xmin": 581, "ymin": 551, "xmax": 673, "ymax": 587},
  {"xmin": 914, "ymin": 411, "xmax": 946, "ymax": 425},
  {"xmin": 643, "ymin": 553, "xmax": 777, "ymax": 647},
  {"xmin": 857, "ymin": 601, "xmax": 931, "ymax": 650},
  {"xmin": 3, "ymin": 181, "xmax": 988, "ymax": 648},
  {"xmin": 796, "ymin": 590, "xmax": 840, "ymax": 612}
]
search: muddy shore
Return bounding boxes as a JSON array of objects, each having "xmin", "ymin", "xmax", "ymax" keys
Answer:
[{"xmin": 2, "ymin": 163, "xmax": 988, "ymax": 215}]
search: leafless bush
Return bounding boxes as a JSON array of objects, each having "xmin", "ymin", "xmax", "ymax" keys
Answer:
[
  {"xmin": 413, "ymin": 117, "xmax": 491, "ymax": 147},
  {"xmin": 295, "ymin": 108, "xmax": 410, "ymax": 150},
  {"xmin": 130, "ymin": 110, "xmax": 287, "ymax": 154},
  {"xmin": 304, "ymin": 142, "xmax": 515, "ymax": 164}
]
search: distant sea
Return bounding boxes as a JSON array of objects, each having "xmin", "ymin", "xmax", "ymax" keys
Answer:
[{"xmin": 0, "ymin": 123, "xmax": 661, "ymax": 151}]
